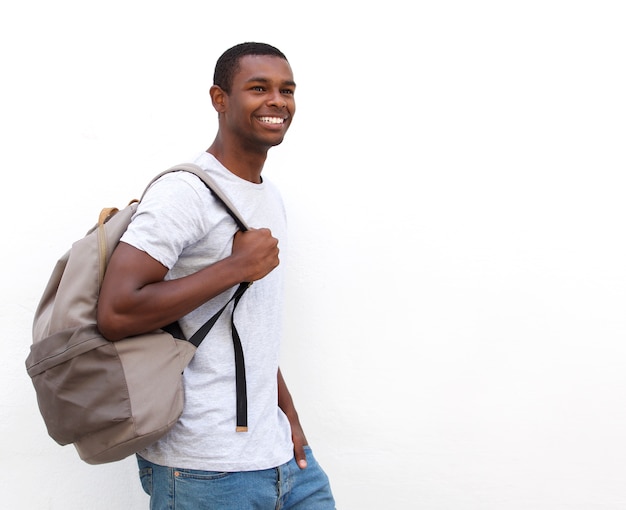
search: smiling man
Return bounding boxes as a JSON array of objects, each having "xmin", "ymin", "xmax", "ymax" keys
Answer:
[{"xmin": 97, "ymin": 42, "xmax": 335, "ymax": 509}]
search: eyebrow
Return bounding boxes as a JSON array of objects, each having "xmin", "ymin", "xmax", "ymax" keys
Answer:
[{"xmin": 246, "ymin": 77, "xmax": 297, "ymax": 88}]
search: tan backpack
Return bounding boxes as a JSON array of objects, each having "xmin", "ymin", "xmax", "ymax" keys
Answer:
[{"xmin": 26, "ymin": 163, "xmax": 250, "ymax": 464}]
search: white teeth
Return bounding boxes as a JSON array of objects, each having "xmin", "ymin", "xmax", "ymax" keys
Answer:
[{"xmin": 259, "ymin": 117, "xmax": 284, "ymax": 124}]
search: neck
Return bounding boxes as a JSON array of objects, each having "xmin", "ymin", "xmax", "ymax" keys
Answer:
[{"xmin": 207, "ymin": 138, "xmax": 267, "ymax": 184}]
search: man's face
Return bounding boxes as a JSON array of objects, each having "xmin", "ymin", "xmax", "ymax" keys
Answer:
[{"xmin": 223, "ymin": 55, "xmax": 296, "ymax": 150}]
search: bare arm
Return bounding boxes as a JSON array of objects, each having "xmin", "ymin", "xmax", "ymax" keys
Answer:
[
  {"xmin": 278, "ymin": 368, "xmax": 309, "ymax": 469},
  {"xmin": 97, "ymin": 228, "xmax": 279, "ymax": 341}
]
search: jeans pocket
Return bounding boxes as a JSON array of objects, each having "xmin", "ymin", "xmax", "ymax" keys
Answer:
[
  {"xmin": 139, "ymin": 466, "xmax": 153, "ymax": 496},
  {"xmin": 174, "ymin": 468, "xmax": 231, "ymax": 481}
]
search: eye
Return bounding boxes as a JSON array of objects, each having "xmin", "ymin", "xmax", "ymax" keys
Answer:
[
  {"xmin": 281, "ymin": 89, "xmax": 294, "ymax": 95},
  {"xmin": 251, "ymin": 86, "xmax": 266, "ymax": 92}
]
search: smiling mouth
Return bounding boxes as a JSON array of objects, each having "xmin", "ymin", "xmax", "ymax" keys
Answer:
[{"xmin": 258, "ymin": 116, "xmax": 286, "ymax": 125}]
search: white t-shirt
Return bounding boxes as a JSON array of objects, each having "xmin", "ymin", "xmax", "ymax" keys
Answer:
[{"xmin": 121, "ymin": 152, "xmax": 294, "ymax": 471}]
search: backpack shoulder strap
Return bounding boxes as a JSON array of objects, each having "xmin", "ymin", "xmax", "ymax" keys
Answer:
[
  {"xmin": 150, "ymin": 163, "xmax": 252, "ymax": 431},
  {"xmin": 144, "ymin": 163, "xmax": 249, "ymax": 232}
]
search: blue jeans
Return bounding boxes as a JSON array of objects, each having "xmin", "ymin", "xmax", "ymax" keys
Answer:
[{"xmin": 137, "ymin": 447, "xmax": 336, "ymax": 509}]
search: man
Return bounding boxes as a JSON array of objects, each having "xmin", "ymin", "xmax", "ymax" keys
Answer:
[{"xmin": 97, "ymin": 42, "xmax": 335, "ymax": 509}]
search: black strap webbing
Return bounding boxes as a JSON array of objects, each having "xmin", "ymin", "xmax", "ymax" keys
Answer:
[
  {"xmin": 231, "ymin": 286, "xmax": 249, "ymax": 431},
  {"xmin": 189, "ymin": 282, "xmax": 250, "ymax": 432},
  {"xmin": 187, "ymin": 282, "xmax": 249, "ymax": 348}
]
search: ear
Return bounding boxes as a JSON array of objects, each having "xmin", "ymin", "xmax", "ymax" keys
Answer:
[{"xmin": 210, "ymin": 85, "xmax": 227, "ymax": 113}]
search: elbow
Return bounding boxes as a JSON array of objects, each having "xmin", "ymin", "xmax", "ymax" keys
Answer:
[
  {"xmin": 96, "ymin": 304, "xmax": 128, "ymax": 342},
  {"xmin": 98, "ymin": 328, "xmax": 125, "ymax": 343}
]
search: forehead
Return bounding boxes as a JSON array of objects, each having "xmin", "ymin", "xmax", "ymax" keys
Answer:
[{"xmin": 233, "ymin": 55, "xmax": 295, "ymax": 86}]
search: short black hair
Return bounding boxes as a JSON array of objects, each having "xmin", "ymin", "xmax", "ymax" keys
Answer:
[{"xmin": 214, "ymin": 42, "xmax": 288, "ymax": 93}]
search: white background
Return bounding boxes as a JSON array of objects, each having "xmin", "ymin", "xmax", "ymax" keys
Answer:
[{"xmin": 1, "ymin": 1, "xmax": 625, "ymax": 508}]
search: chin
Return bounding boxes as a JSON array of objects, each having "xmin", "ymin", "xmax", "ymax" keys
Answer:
[{"xmin": 267, "ymin": 135, "xmax": 287, "ymax": 148}]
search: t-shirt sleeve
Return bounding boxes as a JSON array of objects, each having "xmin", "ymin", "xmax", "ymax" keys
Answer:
[{"xmin": 121, "ymin": 173, "xmax": 210, "ymax": 269}]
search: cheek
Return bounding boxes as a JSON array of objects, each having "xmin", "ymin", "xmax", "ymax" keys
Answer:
[{"xmin": 227, "ymin": 107, "xmax": 251, "ymax": 127}]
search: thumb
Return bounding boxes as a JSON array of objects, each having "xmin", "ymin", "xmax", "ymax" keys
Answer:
[{"xmin": 294, "ymin": 442, "xmax": 308, "ymax": 470}]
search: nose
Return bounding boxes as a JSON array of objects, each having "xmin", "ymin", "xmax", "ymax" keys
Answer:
[{"xmin": 267, "ymin": 89, "xmax": 287, "ymax": 108}]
